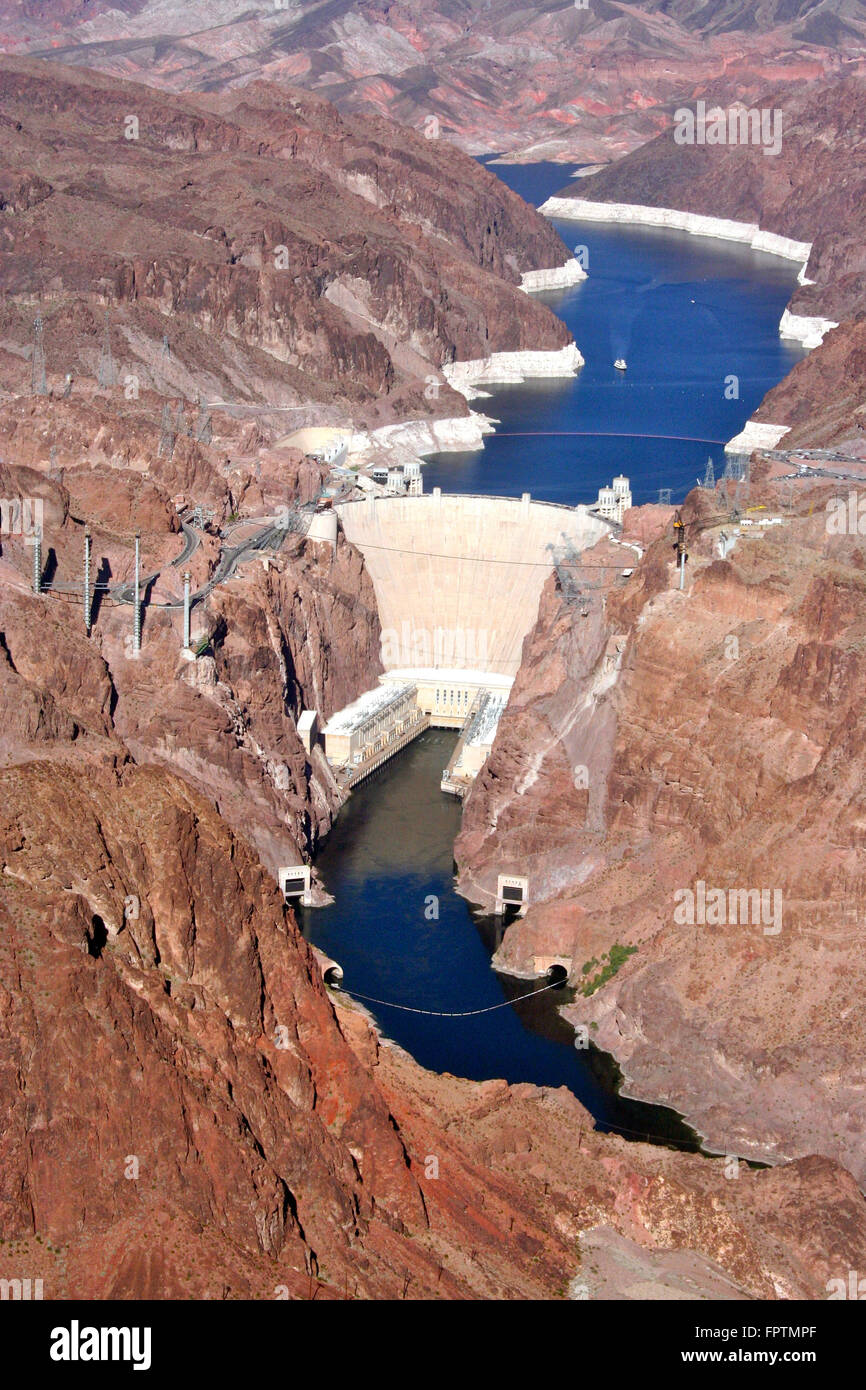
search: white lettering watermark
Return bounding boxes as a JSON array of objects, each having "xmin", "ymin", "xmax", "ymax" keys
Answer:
[
  {"xmin": 673, "ymin": 881, "xmax": 782, "ymax": 936},
  {"xmin": 673, "ymin": 101, "xmax": 782, "ymax": 157}
]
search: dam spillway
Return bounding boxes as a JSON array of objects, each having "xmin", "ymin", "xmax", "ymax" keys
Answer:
[{"xmin": 336, "ymin": 490, "xmax": 610, "ymax": 681}]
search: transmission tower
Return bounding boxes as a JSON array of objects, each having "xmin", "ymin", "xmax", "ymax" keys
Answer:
[
  {"xmin": 658, "ymin": 488, "xmax": 671, "ymax": 506},
  {"xmin": 31, "ymin": 316, "xmax": 47, "ymax": 396},
  {"xmin": 175, "ymin": 401, "xmax": 189, "ymax": 439},
  {"xmin": 158, "ymin": 333, "xmax": 171, "ymax": 389},
  {"xmin": 703, "ymin": 457, "xmax": 715, "ymax": 490},
  {"xmin": 97, "ymin": 312, "xmax": 117, "ymax": 388},
  {"xmin": 158, "ymin": 403, "xmax": 175, "ymax": 459},
  {"xmin": 195, "ymin": 395, "xmax": 212, "ymax": 445},
  {"xmin": 673, "ymin": 510, "xmax": 688, "ymax": 589},
  {"xmin": 549, "ymin": 540, "xmax": 591, "ymax": 615}
]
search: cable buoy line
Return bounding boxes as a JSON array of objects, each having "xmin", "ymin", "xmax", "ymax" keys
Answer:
[
  {"xmin": 334, "ymin": 981, "xmax": 728, "ymax": 1155},
  {"xmin": 332, "ymin": 976, "xmax": 565, "ymax": 1016},
  {"xmin": 334, "ymin": 540, "xmax": 648, "ymax": 569},
  {"xmin": 492, "ymin": 430, "xmax": 728, "ymax": 445}
]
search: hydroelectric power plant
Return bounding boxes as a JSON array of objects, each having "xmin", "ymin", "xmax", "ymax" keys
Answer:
[
  {"xmin": 303, "ymin": 185, "xmax": 808, "ymax": 1148},
  {"xmin": 320, "ymin": 490, "xmax": 610, "ymax": 797}
]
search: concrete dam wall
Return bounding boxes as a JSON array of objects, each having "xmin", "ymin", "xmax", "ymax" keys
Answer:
[{"xmin": 336, "ymin": 492, "xmax": 609, "ymax": 679}]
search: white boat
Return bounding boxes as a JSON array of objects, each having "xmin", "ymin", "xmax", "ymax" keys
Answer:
[{"xmin": 614, "ymin": 358, "xmax": 627, "ymax": 371}]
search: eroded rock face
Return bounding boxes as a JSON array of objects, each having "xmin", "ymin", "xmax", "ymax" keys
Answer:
[
  {"xmin": 1, "ymin": 759, "xmax": 864, "ymax": 1300},
  {"xmin": 564, "ymin": 73, "xmax": 866, "ymax": 446},
  {"xmin": 0, "ymin": 519, "xmax": 381, "ymax": 877},
  {"xmin": 568, "ymin": 73, "xmax": 866, "ymax": 321},
  {"xmin": 1, "ymin": 43, "xmax": 864, "ymax": 1301},
  {"xmin": 1, "ymin": 1, "xmax": 861, "ymax": 164},
  {"xmin": 0, "ymin": 56, "xmax": 572, "ymax": 444},
  {"xmin": 456, "ymin": 482, "xmax": 866, "ymax": 1184},
  {"xmin": 0, "ymin": 760, "xmax": 559, "ymax": 1298}
]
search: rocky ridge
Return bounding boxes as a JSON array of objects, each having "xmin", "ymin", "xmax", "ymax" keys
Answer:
[
  {"xmin": 558, "ymin": 72, "xmax": 866, "ymax": 447},
  {"xmin": 457, "ymin": 476, "xmax": 866, "ymax": 1186},
  {"xmin": 2, "ymin": 1, "xmax": 864, "ymax": 164}
]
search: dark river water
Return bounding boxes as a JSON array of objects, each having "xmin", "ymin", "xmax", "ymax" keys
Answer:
[
  {"xmin": 302, "ymin": 731, "xmax": 700, "ymax": 1149},
  {"xmin": 302, "ymin": 161, "xmax": 806, "ymax": 1149},
  {"xmin": 423, "ymin": 157, "xmax": 807, "ymax": 505}
]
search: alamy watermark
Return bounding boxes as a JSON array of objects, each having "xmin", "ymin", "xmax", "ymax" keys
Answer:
[
  {"xmin": 827, "ymin": 1270, "xmax": 866, "ymax": 1299},
  {"xmin": 674, "ymin": 880, "xmax": 782, "ymax": 936},
  {"xmin": 0, "ymin": 497, "xmax": 43, "ymax": 546},
  {"xmin": 674, "ymin": 101, "xmax": 783, "ymax": 157},
  {"xmin": 0, "ymin": 1277, "xmax": 43, "ymax": 1300},
  {"xmin": 380, "ymin": 622, "xmax": 492, "ymax": 668},
  {"xmin": 50, "ymin": 1323, "xmax": 151, "ymax": 1371},
  {"xmin": 826, "ymin": 493, "xmax": 866, "ymax": 534}
]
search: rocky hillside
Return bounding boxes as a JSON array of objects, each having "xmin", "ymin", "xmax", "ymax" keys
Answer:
[
  {"xmin": 1, "ymin": 49, "xmax": 865, "ymax": 1302},
  {"xmin": 0, "ymin": 55, "xmax": 584, "ymax": 879},
  {"xmin": 0, "ymin": 57, "xmax": 572, "ymax": 442},
  {"xmin": 2, "ymin": 1, "xmax": 863, "ymax": 163},
  {"xmin": 5, "ymin": 755, "xmax": 866, "ymax": 1298},
  {"xmin": 456, "ymin": 470, "xmax": 866, "ymax": 1185}
]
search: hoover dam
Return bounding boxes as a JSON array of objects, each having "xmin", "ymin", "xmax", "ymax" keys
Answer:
[
  {"xmin": 336, "ymin": 490, "xmax": 609, "ymax": 681},
  {"xmin": 320, "ymin": 491, "xmax": 609, "ymax": 793}
]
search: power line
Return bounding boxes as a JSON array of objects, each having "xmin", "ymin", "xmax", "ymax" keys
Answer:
[
  {"xmin": 334, "ymin": 975, "xmax": 565, "ymax": 1017},
  {"xmin": 334, "ymin": 536, "xmax": 657, "ymax": 569},
  {"xmin": 331, "ymin": 981, "xmax": 731, "ymax": 1155}
]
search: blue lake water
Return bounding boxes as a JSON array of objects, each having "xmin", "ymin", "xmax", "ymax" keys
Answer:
[
  {"xmin": 303, "ymin": 162, "xmax": 806, "ymax": 1149},
  {"xmin": 424, "ymin": 158, "xmax": 806, "ymax": 505}
]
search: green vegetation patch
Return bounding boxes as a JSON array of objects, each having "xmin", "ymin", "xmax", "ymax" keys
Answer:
[{"xmin": 578, "ymin": 943, "xmax": 637, "ymax": 996}]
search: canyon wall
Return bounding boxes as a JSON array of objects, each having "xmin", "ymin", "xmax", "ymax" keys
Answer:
[
  {"xmin": 2, "ymin": 50, "xmax": 866, "ymax": 1299},
  {"xmin": 0, "ymin": 57, "xmax": 575, "ymax": 447},
  {"xmin": 2, "ymin": 0, "xmax": 862, "ymax": 164},
  {"xmin": 557, "ymin": 74, "xmax": 866, "ymax": 447},
  {"xmin": 457, "ymin": 482, "xmax": 866, "ymax": 1182},
  {"xmin": 4, "ymin": 754, "xmax": 866, "ymax": 1298}
]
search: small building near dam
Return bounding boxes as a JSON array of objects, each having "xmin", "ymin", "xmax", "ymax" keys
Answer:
[{"xmin": 440, "ymin": 689, "xmax": 510, "ymax": 798}]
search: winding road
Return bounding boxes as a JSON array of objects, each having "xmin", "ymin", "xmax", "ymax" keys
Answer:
[{"xmin": 41, "ymin": 509, "xmax": 312, "ymax": 611}]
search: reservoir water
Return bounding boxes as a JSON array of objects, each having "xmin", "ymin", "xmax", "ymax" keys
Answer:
[
  {"xmin": 424, "ymin": 157, "xmax": 807, "ymax": 505},
  {"xmin": 303, "ymin": 161, "xmax": 806, "ymax": 1149}
]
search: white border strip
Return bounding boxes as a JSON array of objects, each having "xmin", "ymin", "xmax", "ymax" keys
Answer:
[{"xmin": 540, "ymin": 196, "xmax": 838, "ymax": 348}]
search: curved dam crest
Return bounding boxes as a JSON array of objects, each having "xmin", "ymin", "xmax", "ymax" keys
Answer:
[{"xmin": 336, "ymin": 491, "xmax": 609, "ymax": 681}]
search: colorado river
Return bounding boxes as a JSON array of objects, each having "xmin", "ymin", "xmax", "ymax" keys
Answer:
[
  {"xmin": 300, "ymin": 729, "xmax": 700, "ymax": 1149},
  {"xmin": 303, "ymin": 161, "xmax": 806, "ymax": 1149}
]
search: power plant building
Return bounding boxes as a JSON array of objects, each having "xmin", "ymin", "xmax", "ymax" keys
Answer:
[{"xmin": 322, "ymin": 680, "xmax": 421, "ymax": 768}]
